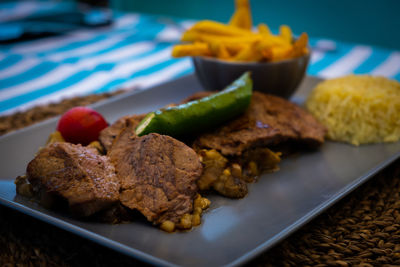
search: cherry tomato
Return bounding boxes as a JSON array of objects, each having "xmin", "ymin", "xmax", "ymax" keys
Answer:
[{"xmin": 57, "ymin": 107, "xmax": 108, "ymax": 145}]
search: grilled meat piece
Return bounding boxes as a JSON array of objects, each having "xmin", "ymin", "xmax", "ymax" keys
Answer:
[
  {"xmin": 193, "ymin": 91, "xmax": 327, "ymax": 156},
  {"xmin": 108, "ymin": 123, "xmax": 202, "ymax": 224},
  {"xmin": 99, "ymin": 114, "xmax": 146, "ymax": 152},
  {"xmin": 26, "ymin": 142, "xmax": 120, "ymax": 217}
]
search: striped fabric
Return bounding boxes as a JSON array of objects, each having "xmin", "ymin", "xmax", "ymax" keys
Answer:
[{"xmin": 1, "ymin": 2, "xmax": 399, "ymax": 115}]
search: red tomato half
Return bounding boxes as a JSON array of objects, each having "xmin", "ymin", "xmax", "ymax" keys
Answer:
[{"xmin": 57, "ymin": 107, "xmax": 108, "ymax": 145}]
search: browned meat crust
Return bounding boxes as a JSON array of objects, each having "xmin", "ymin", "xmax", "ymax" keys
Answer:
[
  {"xmin": 26, "ymin": 142, "xmax": 120, "ymax": 217},
  {"xmin": 99, "ymin": 114, "xmax": 146, "ymax": 152},
  {"xmin": 108, "ymin": 123, "xmax": 202, "ymax": 224},
  {"xmin": 193, "ymin": 91, "xmax": 327, "ymax": 156}
]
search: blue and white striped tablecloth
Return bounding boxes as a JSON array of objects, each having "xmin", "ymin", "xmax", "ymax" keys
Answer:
[{"xmin": 1, "ymin": 1, "xmax": 399, "ymax": 115}]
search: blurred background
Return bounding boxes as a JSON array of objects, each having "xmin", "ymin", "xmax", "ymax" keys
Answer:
[
  {"xmin": 111, "ymin": 0, "xmax": 400, "ymax": 50},
  {"xmin": 1, "ymin": 0, "xmax": 399, "ymax": 49}
]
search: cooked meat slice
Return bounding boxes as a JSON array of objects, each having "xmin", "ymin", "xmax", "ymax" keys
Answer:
[
  {"xmin": 193, "ymin": 91, "xmax": 327, "ymax": 156},
  {"xmin": 26, "ymin": 142, "xmax": 119, "ymax": 217},
  {"xmin": 108, "ymin": 124, "xmax": 202, "ymax": 224},
  {"xmin": 99, "ymin": 114, "xmax": 146, "ymax": 152}
]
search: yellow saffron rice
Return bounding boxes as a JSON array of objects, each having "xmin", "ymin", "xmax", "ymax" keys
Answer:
[{"xmin": 305, "ymin": 75, "xmax": 400, "ymax": 146}]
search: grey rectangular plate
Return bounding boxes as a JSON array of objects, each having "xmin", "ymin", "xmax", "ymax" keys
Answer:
[{"xmin": 0, "ymin": 75, "xmax": 399, "ymax": 267}]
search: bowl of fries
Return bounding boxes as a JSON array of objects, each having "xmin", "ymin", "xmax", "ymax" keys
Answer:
[
  {"xmin": 191, "ymin": 48, "xmax": 309, "ymax": 98},
  {"xmin": 172, "ymin": 0, "xmax": 310, "ymax": 98}
]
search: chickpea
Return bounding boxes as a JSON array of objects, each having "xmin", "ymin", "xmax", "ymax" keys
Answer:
[
  {"xmin": 231, "ymin": 163, "xmax": 242, "ymax": 178},
  {"xmin": 194, "ymin": 194, "xmax": 202, "ymax": 208},
  {"xmin": 207, "ymin": 149, "xmax": 222, "ymax": 159},
  {"xmin": 223, "ymin": 168, "xmax": 231, "ymax": 176},
  {"xmin": 194, "ymin": 207, "xmax": 203, "ymax": 215},
  {"xmin": 192, "ymin": 214, "xmax": 201, "ymax": 226},
  {"xmin": 15, "ymin": 175, "xmax": 33, "ymax": 198},
  {"xmin": 160, "ymin": 220, "xmax": 175, "ymax": 233},
  {"xmin": 45, "ymin": 131, "xmax": 65, "ymax": 145},
  {"xmin": 179, "ymin": 214, "xmax": 193, "ymax": 229},
  {"xmin": 200, "ymin": 197, "xmax": 211, "ymax": 210},
  {"xmin": 248, "ymin": 161, "xmax": 259, "ymax": 176},
  {"xmin": 87, "ymin": 141, "xmax": 105, "ymax": 154}
]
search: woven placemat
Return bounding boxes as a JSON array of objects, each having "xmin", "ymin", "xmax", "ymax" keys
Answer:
[{"xmin": 1, "ymin": 92, "xmax": 399, "ymax": 267}]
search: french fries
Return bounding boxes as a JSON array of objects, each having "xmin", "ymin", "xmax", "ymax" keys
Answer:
[
  {"xmin": 289, "ymin": 32, "xmax": 309, "ymax": 58},
  {"xmin": 258, "ymin": 23, "xmax": 271, "ymax": 36},
  {"xmin": 172, "ymin": 0, "xmax": 309, "ymax": 62},
  {"xmin": 172, "ymin": 43, "xmax": 211, "ymax": 58},
  {"xmin": 279, "ymin": 25, "xmax": 293, "ymax": 44},
  {"xmin": 209, "ymin": 43, "xmax": 232, "ymax": 60},
  {"xmin": 229, "ymin": 0, "xmax": 252, "ymax": 30},
  {"xmin": 189, "ymin": 20, "xmax": 251, "ymax": 37}
]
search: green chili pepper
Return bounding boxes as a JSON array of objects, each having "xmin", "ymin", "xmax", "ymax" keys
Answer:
[{"xmin": 135, "ymin": 72, "xmax": 253, "ymax": 137}]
